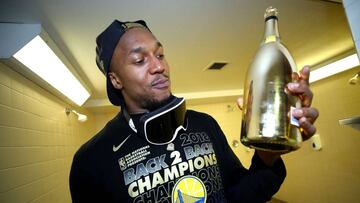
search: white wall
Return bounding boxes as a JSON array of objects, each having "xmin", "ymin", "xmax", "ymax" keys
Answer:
[{"xmin": 343, "ymin": 0, "xmax": 360, "ymax": 58}]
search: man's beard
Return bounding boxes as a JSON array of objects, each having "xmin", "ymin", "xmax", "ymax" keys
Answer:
[
  {"xmin": 141, "ymin": 73, "xmax": 172, "ymax": 111},
  {"xmin": 142, "ymin": 93, "xmax": 173, "ymax": 111}
]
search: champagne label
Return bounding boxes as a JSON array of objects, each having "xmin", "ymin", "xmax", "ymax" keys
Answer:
[{"xmin": 265, "ymin": 35, "xmax": 276, "ymax": 43}]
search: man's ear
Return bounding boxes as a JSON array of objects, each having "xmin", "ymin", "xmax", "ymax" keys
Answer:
[{"xmin": 108, "ymin": 72, "xmax": 123, "ymax": 90}]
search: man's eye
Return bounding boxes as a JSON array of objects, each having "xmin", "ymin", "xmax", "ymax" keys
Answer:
[
  {"xmin": 157, "ymin": 54, "xmax": 164, "ymax": 60},
  {"xmin": 134, "ymin": 59, "xmax": 144, "ymax": 64}
]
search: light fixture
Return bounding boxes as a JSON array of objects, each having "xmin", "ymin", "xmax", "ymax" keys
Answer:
[
  {"xmin": 13, "ymin": 35, "xmax": 90, "ymax": 106},
  {"xmin": 232, "ymin": 140, "xmax": 240, "ymax": 148},
  {"xmin": 349, "ymin": 72, "xmax": 360, "ymax": 85},
  {"xmin": 309, "ymin": 53, "xmax": 360, "ymax": 83},
  {"xmin": 65, "ymin": 108, "xmax": 88, "ymax": 122}
]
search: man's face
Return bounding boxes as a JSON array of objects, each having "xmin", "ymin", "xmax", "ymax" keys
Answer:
[{"xmin": 109, "ymin": 27, "xmax": 171, "ymax": 113}]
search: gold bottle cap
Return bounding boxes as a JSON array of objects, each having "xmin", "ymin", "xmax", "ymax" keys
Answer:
[{"xmin": 264, "ymin": 6, "xmax": 279, "ymax": 19}]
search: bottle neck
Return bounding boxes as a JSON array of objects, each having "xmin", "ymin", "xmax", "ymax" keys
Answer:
[{"xmin": 263, "ymin": 17, "xmax": 280, "ymax": 44}]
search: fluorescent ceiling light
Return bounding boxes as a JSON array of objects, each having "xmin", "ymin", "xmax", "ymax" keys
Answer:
[
  {"xmin": 13, "ymin": 35, "xmax": 90, "ymax": 106},
  {"xmin": 310, "ymin": 53, "xmax": 360, "ymax": 83}
]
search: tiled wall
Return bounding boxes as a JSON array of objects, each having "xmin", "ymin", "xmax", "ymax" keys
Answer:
[{"xmin": 0, "ymin": 62, "xmax": 96, "ymax": 203}]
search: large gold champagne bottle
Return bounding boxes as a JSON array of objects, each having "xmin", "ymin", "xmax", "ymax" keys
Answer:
[{"xmin": 240, "ymin": 7, "xmax": 302, "ymax": 152}]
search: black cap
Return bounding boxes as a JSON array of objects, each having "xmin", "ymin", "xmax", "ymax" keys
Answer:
[{"xmin": 95, "ymin": 20, "xmax": 150, "ymax": 106}]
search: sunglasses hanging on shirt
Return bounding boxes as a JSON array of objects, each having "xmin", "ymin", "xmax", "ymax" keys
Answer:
[{"xmin": 124, "ymin": 96, "xmax": 188, "ymax": 145}]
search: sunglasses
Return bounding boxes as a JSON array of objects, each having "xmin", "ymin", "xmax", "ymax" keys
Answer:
[{"xmin": 139, "ymin": 97, "xmax": 187, "ymax": 145}]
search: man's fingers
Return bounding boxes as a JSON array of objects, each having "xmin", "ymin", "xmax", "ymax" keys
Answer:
[
  {"xmin": 287, "ymin": 82, "xmax": 313, "ymax": 107},
  {"xmin": 299, "ymin": 117, "xmax": 317, "ymax": 141},
  {"xmin": 299, "ymin": 66, "xmax": 311, "ymax": 84},
  {"xmin": 304, "ymin": 107, "xmax": 319, "ymax": 123},
  {"xmin": 293, "ymin": 107, "xmax": 318, "ymax": 140},
  {"xmin": 292, "ymin": 107, "xmax": 319, "ymax": 123},
  {"xmin": 292, "ymin": 72, "xmax": 300, "ymax": 81}
]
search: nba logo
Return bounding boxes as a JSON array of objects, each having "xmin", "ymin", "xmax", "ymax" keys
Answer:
[{"xmin": 118, "ymin": 157, "xmax": 127, "ymax": 171}]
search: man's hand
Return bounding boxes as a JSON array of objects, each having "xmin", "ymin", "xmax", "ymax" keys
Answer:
[
  {"xmin": 237, "ymin": 66, "xmax": 319, "ymax": 166},
  {"xmin": 287, "ymin": 66, "xmax": 319, "ymax": 141}
]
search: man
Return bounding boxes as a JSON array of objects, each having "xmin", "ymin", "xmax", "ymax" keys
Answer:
[{"xmin": 70, "ymin": 20, "xmax": 319, "ymax": 203}]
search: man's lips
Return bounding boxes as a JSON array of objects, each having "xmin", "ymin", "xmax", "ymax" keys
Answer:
[{"xmin": 151, "ymin": 78, "xmax": 170, "ymax": 89}]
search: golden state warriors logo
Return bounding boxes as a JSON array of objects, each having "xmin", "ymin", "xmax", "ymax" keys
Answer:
[{"xmin": 171, "ymin": 175, "xmax": 207, "ymax": 203}]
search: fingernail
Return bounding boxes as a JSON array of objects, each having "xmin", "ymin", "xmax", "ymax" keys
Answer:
[
  {"xmin": 299, "ymin": 117, "xmax": 307, "ymax": 123},
  {"xmin": 288, "ymin": 83, "xmax": 299, "ymax": 89},
  {"xmin": 293, "ymin": 109, "xmax": 303, "ymax": 116}
]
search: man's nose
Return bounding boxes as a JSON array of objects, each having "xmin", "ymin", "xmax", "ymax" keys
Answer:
[{"xmin": 149, "ymin": 57, "xmax": 165, "ymax": 74}]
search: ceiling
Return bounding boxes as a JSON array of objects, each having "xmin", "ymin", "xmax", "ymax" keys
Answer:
[{"xmin": 0, "ymin": 0, "xmax": 354, "ymax": 111}]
